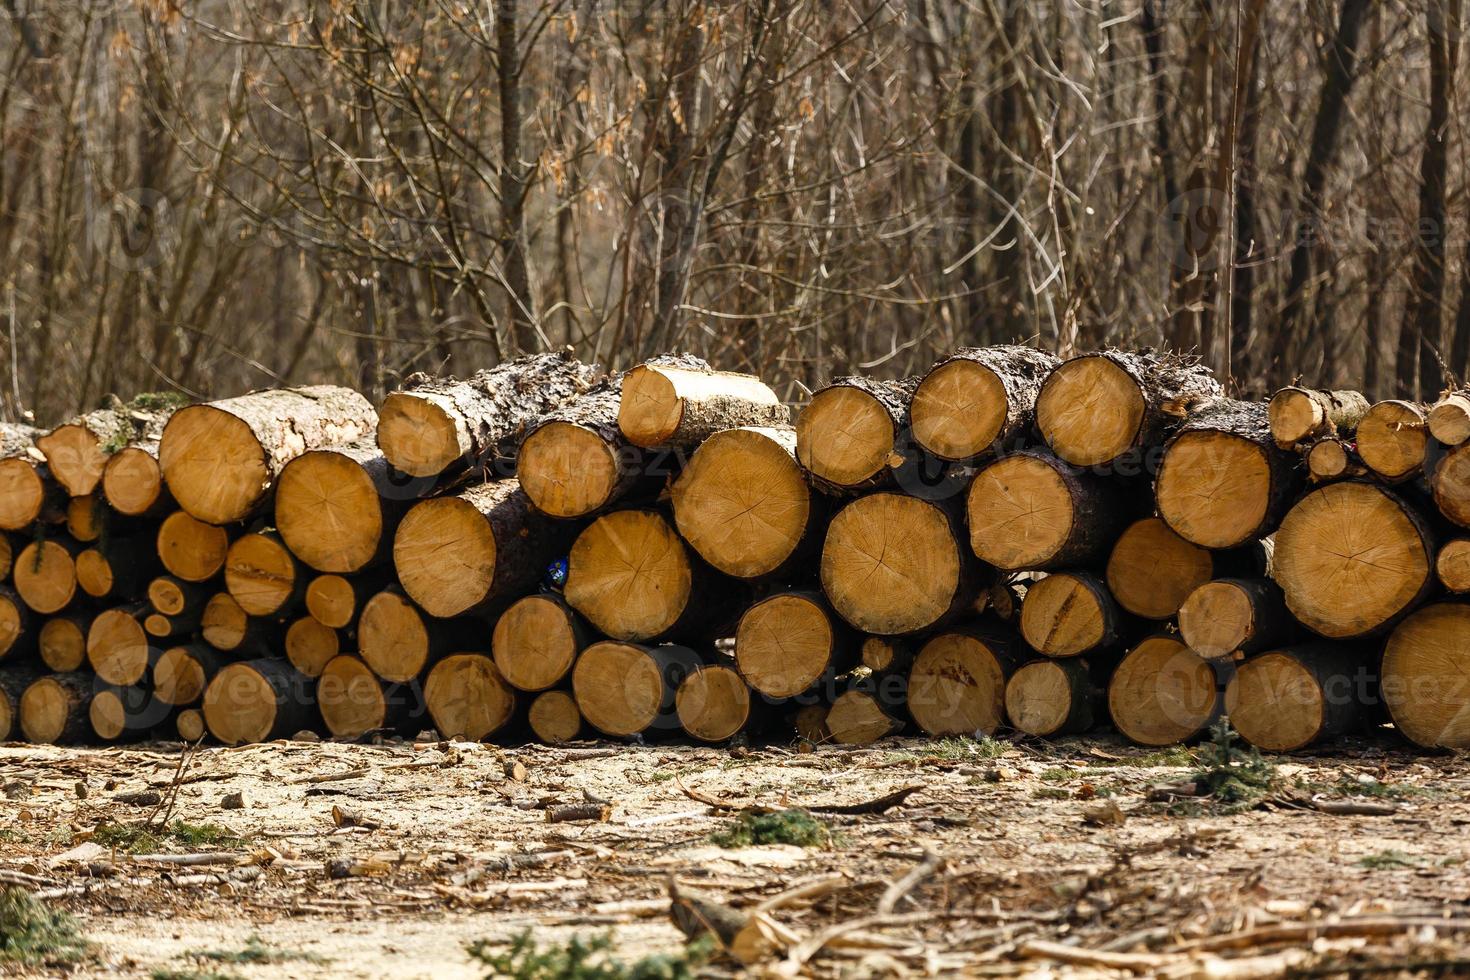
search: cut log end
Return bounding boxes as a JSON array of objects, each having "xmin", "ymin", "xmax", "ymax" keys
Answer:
[
  {"xmin": 966, "ymin": 454, "xmax": 1076, "ymax": 570},
  {"xmin": 1307, "ymin": 439, "xmax": 1352, "ymax": 481},
  {"xmin": 826, "ymin": 690, "xmax": 903, "ymax": 745},
  {"xmin": 1356, "ymin": 400, "xmax": 1428, "ymax": 481},
  {"xmin": 276, "ymin": 450, "xmax": 385, "ymax": 573},
  {"xmin": 375, "ymin": 392, "xmax": 462, "ymax": 478},
  {"xmin": 147, "ymin": 576, "xmax": 192, "ymax": 616},
  {"xmin": 907, "ymin": 629, "xmax": 1011, "ymax": 736},
  {"xmin": 1383, "ymin": 603, "xmax": 1470, "ymax": 748},
  {"xmin": 1005, "ymin": 660, "xmax": 1091, "ymax": 738},
  {"xmin": 573, "ymin": 641, "xmax": 689, "ymax": 737},
  {"xmin": 39, "ymin": 617, "xmax": 86, "ymax": 672},
  {"xmin": 1437, "ymin": 540, "xmax": 1470, "ymax": 593},
  {"xmin": 618, "ymin": 364, "xmax": 785, "ymax": 448},
  {"xmin": 318, "ymin": 655, "xmax": 388, "ymax": 738},
  {"xmin": 0, "ymin": 459, "xmax": 45, "ymax": 530},
  {"xmin": 1035, "ymin": 355, "xmax": 1145, "ymax": 466},
  {"xmin": 820, "ymin": 493, "xmax": 963, "ymax": 635},
  {"xmin": 1108, "ymin": 636, "xmax": 1219, "ymax": 746},
  {"xmin": 1432, "ymin": 443, "xmax": 1470, "ymax": 528},
  {"xmin": 910, "ymin": 359, "xmax": 1008, "ymax": 460},
  {"xmin": 37, "ymin": 423, "xmax": 107, "ymax": 497},
  {"xmin": 1430, "ymin": 394, "xmax": 1470, "ymax": 446},
  {"xmin": 102, "ymin": 446, "xmax": 165, "ymax": 516},
  {"xmin": 225, "ymin": 533, "xmax": 299, "ymax": 617},
  {"xmin": 359, "ymin": 590, "xmax": 431, "ymax": 683},
  {"xmin": 20, "ymin": 676, "xmax": 87, "ymax": 743},
  {"xmin": 1178, "ymin": 581, "xmax": 1254, "ymax": 659},
  {"xmin": 157, "ymin": 511, "xmax": 230, "ymax": 582},
  {"xmin": 155, "ymin": 646, "xmax": 211, "ymax": 706},
  {"xmin": 1019, "ymin": 572, "xmax": 1116, "ymax": 658},
  {"xmin": 1106, "ymin": 517, "xmax": 1213, "ymax": 620},
  {"xmin": 0, "ymin": 592, "xmax": 26, "ymax": 661},
  {"xmin": 424, "ymin": 653, "xmax": 515, "ymax": 740},
  {"xmin": 393, "ymin": 497, "xmax": 495, "ymax": 619},
  {"xmin": 671, "ymin": 427, "xmax": 810, "ymax": 579},
  {"xmin": 676, "ymin": 664, "xmax": 752, "ymax": 743},
  {"xmin": 861, "ymin": 636, "xmax": 907, "ymax": 674},
  {"xmin": 518, "ymin": 421, "xmax": 621, "ymax": 519},
  {"xmin": 305, "ymin": 574, "xmax": 358, "ymax": 628},
  {"xmin": 566, "ymin": 511, "xmax": 692, "ymax": 641},
  {"xmin": 735, "ymin": 593, "xmax": 839, "ymax": 699},
  {"xmin": 89, "ymin": 689, "xmax": 144, "ymax": 742},
  {"xmin": 75, "ymin": 549, "xmax": 113, "ymax": 599},
  {"xmin": 87, "ymin": 608, "xmax": 150, "ymax": 687},
  {"xmin": 493, "ymin": 595, "xmax": 581, "ymax": 692},
  {"xmin": 527, "ymin": 690, "xmax": 583, "ymax": 744},
  {"xmin": 1155, "ymin": 431, "xmax": 1273, "ymax": 548},
  {"xmin": 15, "ymin": 541, "xmax": 78, "ymax": 615},
  {"xmin": 796, "ymin": 386, "xmax": 897, "ymax": 488},
  {"xmin": 1268, "ymin": 387, "xmax": 1327, "ymax": 446},
  {"xmin": 1224, "ymin": 653, "xmax": 1327, "ymax": 752},
  {"xmin": 67, "ymin": 496, "xmax": 103, "ymax": 543},
  {"xmin": 200, "ymin": 593, "xmax": 249, "ymax": 651},
  {"xmin": 176, "ymin": 708, "xmax": 206, "ymax": 742},
  {"xmin": 202, "ymin": 662, "xmax": 298, "ymax": 746},
  {"xmin": 286, "ymin": 617, "xmax": 340, "ymax": 678},
  {"xmin": 159, "ymin": 406, "xmax": 267, "ymax": 524}
]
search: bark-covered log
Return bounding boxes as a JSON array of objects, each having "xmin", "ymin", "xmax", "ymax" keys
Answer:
[
  {"xmin": 87, "ymin": 604, "xmax": 152, "ymax": 686},
  {"xmin": 670, "ymin": 426, "xmax": 821, "ymax": 579},
  {"xmin": 1035, "ymin": 349, "xmax": 1223, "ymax": 467},
  {"xmin": 1305, "ymin": 437, "xmax": 1367, "ymax": 483},
  {"xmin": 224, "ymin": 531, "xmax": 303, "ymax": 617},
  {"xmin": 1226, "ymin": 645, "xmax": 1372, "ymax": 751},
  {"xmin": 154, "ymin": 644, "xmax": 224, "ymax": 706},
  {"xmin": 491, "ymin": 594, "xmax": 590, "ymax": 692},
  {"xmin": 0, "ymin": 534, "xmax": 12, "ymax": 580},
  {"xmin": 276, "ymin": 443, "xmax": 423, "ymax": 573},
  {"xmin": 38, "ymin": 612, "xmax": 90, "ymax": 672},
  {"xmin": 1437, "ymin": 539, "xmax": 1470, "ymax": 592},
  {"xmin": 156, "ymin": 511, "xmax": 234, "ymax": 582},
  {"xmin": 527, "ymin": 690, "xmax": 583, "ymax": 744},
  {"xmin": 906, "ymin": 625, "xmax": 1019, "ymax": 736},
  {"xmin": 1178, "ymin": 578, "xmax": 1294, "ymax": 659},
  {"xmin": 0, "ymin": 585, "xmax": 34, "ymax": 662},
  {"xmin": 791, "ymin": 703, "xmax": 831, "ymax": 743},
  {"xmin": 38, "ymin": 397, "xmax": 175, "ymax": 498},
  {"xmin": 572, "ymin": 641, "xmax": 704, "ymax": 738},
  {"xmin": 423, "ymin": 653, "xmax": 517, "ymax": 740},
  {"xmin": 618, "ymin": 360, "xmax": 787, "ymax": 449},
  {"xmin": 318, "ymin": 654, "xmax": 417, "ymax": 738},
  {"xmin": 966, "ymin": 450, "xmax": 1126, "ymax": 571},
  {"xmin": 1267, "ymin": 386, "xmax": 1370, "ymax": 449},
  {"xmin": 1382, "ymin": 602, "xmax": 1470, "ymax": 748},
  {"xmin": 820, "ymin": 492, "xmax": 987, "ymax": 636},
  {"xmin": 1274, "ymin": 482, "xmax": 1436, "ymax": 638},
  {"xmin": 199, "ymin": 593, "xmax": 280, "ymax": 657},
  {"xmin": 1004, "ymin": 657, "xmax": 1106, "ymax": 737},
  {"xmin": 394, "ymin": 479, "xmax": 574, "ymax": 619},
  {"xmin": 19, "ymin": 672, "xmax": 94, "ymax": 744},
  {"xmin": 1105, "ymin": 517, "xmax": 1260, "ymax": 621},
  {"xmin": 376, "ymin": 350, "xmax": 602, "ymax": 479},
  {"xmin": 1428, "ymin": 390, "xmax": 1470, "ymax": 446},
  {"xmin": 76, "ymin": 538, "xmax": 157, "ymax": 601},
  {"xmin": 565, "ymin": 509, "xmax": 743, "ymax": 643},
  {"xmin": 202, "ymin": 659, "xmax": 316, "ymax": 745},
  {"xmin": 910, "ymin": 345, "xmax": 1061, "ymax": 461},
  {"xmin": 1356, "ymin": 399, "xmax": 1430, "ymax": 482},
  {"xmin": 89, "ymin": 684, "xmax": 166, "ymax": 742},
  {"xmin": 0, "ymin": 665, "xmax": 42, "ymax": 740},
  {"xmin": 795, "ymin": 377, "xmax": 916, "ymax": 492},
  {"xmin": 285, "ymin": 616, "xmax": 340, "ymax": 678},
  {"xmin": 358, "ymin": 587, "xmax": 479, "ymax": 683},
  {"xmin": 1107, "ymin": 635, "xmax": 1229, "ymax": 746},
  {"xmin": 101, "ymin": 443, "xmax": 173, "ymax": 517},
  {"xmin": 1431, "ymin": 442, "xmax": 1470, "ymax": 528},
  {"xmin": 675, "ymin": 663, "xmax": 757, "ymax": 743},
  {"xmin": 1155, "ymin": 399, "xmax": 1303, "ymax": 548},
  {"xmin": 160, "ymin": 385, "xmax": 377, "ymax": 524},
  {"xmin": 14, "ymin": 538, "xmax": 81, "ymax": 615},
  {"xmin": 1019, "ymin": 572, "xmax": 1124, "ymax": 658},
  {"xmin": 734, "ymin": 591, "xmax": 857, "ymax": 699},
  {"xmin": 0, "ymin": 422, "xmax": 51, "ymax": 531}
]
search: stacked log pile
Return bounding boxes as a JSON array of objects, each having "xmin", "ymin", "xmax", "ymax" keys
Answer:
[{"xmin": 5, "ymin": 343, "xmax": 1470, "ymax": 753}]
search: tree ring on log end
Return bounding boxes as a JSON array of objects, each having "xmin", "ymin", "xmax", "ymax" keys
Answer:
[
  {"xmin": 493, "ymin": 595, "xmax": 579, "ymax": 692},
  {"xmin": 1107, "ymin": 636, "xmax": 1217, "ymax": 746},
  {"xmin": 1155, "ymin": 431, "xmax": 1271, "ymax": 548},
  {"xmin": 393, "ymin": 498, "xmax": 496, "ymax": 618},
  {"xmin": 424, "ymin": 653, "xmax": 515, "ymax": 740},
  {"xmin": 376, "ymin": 392, "xmax": 462, "ymax": 478},
  {"xmin": 910, "ymin": 359, "xmax": 1007, "ymax": 461},
  {"xmin": 306, "ymin": 574, "xmax": 357, "ymax": 628},
  {"xmin": 566, "ymin": 512, "xmax": 692, "ymax": 641},
  {"xmin": 796, "ymin": 387, "xmax": 896, "ymax": 487},
  {"xmin": 676, "ymin": 664, "xmax": 751, "ymax": 743},
  {"xmin": 319, "ymin": 655, "xmax": 386, "ymax": 738},
  {"xmin": 87, "ymin": 609, "xmax": 150, "ymax": 687},
  {"xmin": 528, "ymin": 690, "xmax": 582, "ymax": 744},
  {"xmin": 1178, "ymin": 581, "xmax": 1253, "ymax": 659},
  {"xmin": 1357, "ymin": 401, "xmax": 1427, "ymax": 480},
  {"xmin": 1106, "ymin": 517, "xmax": 1213, "ymax": 620},
  {"xmin": 157, "ymin": 512, "xmax": 230, "ymax": 582},
  {"xmin": 1004, "ymin": 660, "xmax": 1073, "ymax": 737},
  {"xmin": 159, "ymin": 406, "xmax": 267, "ymax": 524},
  {"xmin": 225, "ymin": 534, "xmax": 297, "ymax": 617},
  {"xmin": 1224, "ymin": 653, "xmax": 1323, "ymax": 752},
  {"xmin": 572, "ymin": 641, "xmax": 667, "ymax": 737},
  {"xmin": 102, "ymin": 446, "xmax": 164, "ymax": 515},
  {"xmin": 21, "ymin": 678, "xmax": 76, "ymax": 743},
  {"xmin": 155, "ymin": 647, "xmax": 207, "ymax": 705},
  {"xmin": 1019, "ymin": 573, "xmax": 1109, "ymax": 657},
  {"xmin": 518, "ymin": 421, "xmax": 621, "ymax": 519},
  {"xmin": 1035, "ymin": 356, "xmax": 1145, "ymax": 466},
  {"xmin": 39, "ymin": 619, "xmax": 85, "ymax": 672},
  {"xmin": 1383, "ymin": 603, "xmax": 1470, "ymax": 748},
  {"xmin": 735, "ymin": 594, "xmax": 835, "ymax": 699},
  {"xmin": 0, "ymin": 459, "xmax": 44, "ymax": 530},
  {"xmin": 203, "ymin": 663, "xmax": 279, "ymax": 745},
  {"xmin": 276, "ymin": 451, "xmax": 384, "ymax": 573},
  {"xmin": 907, "ymin": 630, "xmax": 1008, "ymax": 736},
  {"xmin": 15, "ymin": 541, "xmax": 77, "ymax": 615},
  {"xmin": 358, "ymin": 590, "xmax": 431, "ymax": 683},
  {"xmin": 1437, "ymin": 540, "xmax": 1470, "ymax": 593},
  {"xmin": 966, "ymin": 454, "xmax": 1074, "ymax": 569}
]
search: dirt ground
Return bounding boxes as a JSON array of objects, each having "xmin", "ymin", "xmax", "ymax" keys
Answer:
[{"xmin": 1, "ymin": 730, "xmax": 1469, "ymax": 979}]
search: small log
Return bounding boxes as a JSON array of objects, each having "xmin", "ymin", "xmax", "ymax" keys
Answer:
[
  {"xmin": 860, "ymin": 636, "xmax": 914, "ymax": 676},
  {"xmin": 966, "ymin": 450, "xmax": 1126, "ymax": 571},
  {"xmin": 20, "ymin": 672, "xmax": 94, "ymax": 744},
  {"xmin": 144, "ymin": 608, "xmax": 201, "ymax": 641},
  {"xmin": 1382, "ymin": 602, "xmax": 1470, "ymax": 748},
  {"xmin": 101, "ymin": 442, "xmax": 173, "ymax": 517},
  {"xmin": 275, "ymin": 443, "xmax": 419, "ymax": 573},
  {"xmin": 199, "ymin": 593, "xmax": 280, "ymax": 657},
  {"xmin": 827, "ymin": 678, "xmax": 908, "ymax": 745},
  {"xmin": 1274, "ymin": 482, "xmax": 1436, "ymax": 638},
  {"xmin": 670, "ymin": 426, "xmax": 821, "ymax": 579},
  {"xmin": 1005, "ymin": 658, "xmax": 1105, "ymax": 738},
  {"xmin": 0, "ymin": 665, "xmax": 42, "ymax": 740},
  {"xmin": 159, "ymin": 384, "xmax": 377, "ymax": 524},
  {"xmin": 1108, "ymin": 635, "xmax": 1228, "ymax": 746},
  {"xmin": 87, "ymin": 604, "xmax": 153, "ymax": 686},
  {"xmin": 572, "ymin": 641, "xmax": 704, "ymax": 738},
  {"xmin": 14, "ymin": 537, "xmax": 81, "ymax": 615},
  {"xmin": 1019, "ymin": 572, "xmax": 1123, "ymax": 658},
  {"xmin": 1035, "ymin": 349, "xmax": 1222, "ymax": 468},
  {"xmin": 423, "ymin": 653, "xmax": 517, "ymax": 740},
  {"xmin": 89, "ymin": 685, "xmax": 166, "ymax": 742},
  {"xmin": 1356, "ymin": 400, "xmax": 1430, "ymax": 482},
  {"xmin": 907, "ymin": 625, "xmax": 1019, "ymax": 736},
  {"xmin": 154, "ymin": 644, "xmax": 224, "ymax": 706},
  {"xmin": 175, "ymin": 708, "xmax": 206, "ymax": 741},
  {"xmin": 1155, "ymin": 399, "xmax": 1303, "ymax": 548},
  {"xmin": 65, "ymin": 495, "xmax": 104, "ymax": 543},
  {"xmin": 1178, "ymin": 578, "xmax": 1293, "ymax": 659},
  {"xmin": 617, "ymin": 360, "xmax": 787, "ymax": 449},
  {"xmin": 0, "ymin": 422, "xmax": 51, "ymax": 530},
  {"xmin": 565, "ymin": 509, "xmax": 742, "ymax": 643},
  {"xmin": 39, "ymin": 612, "xmax": 90, "ymax": 672},
  {"xmin": 147, "ymin": 576, "xmax": 209, "ymax": 616},
  {"xmin": 318, "ymin": 654, "xmax": 417, "ymax": 739},
  {"xmin": 38, "ymin": 398, "xmax": 174, "ymax": 498},
  {"xmin": 77, "ymin": 538, "xmax": 158, "ymax": 601},
  {"xmin": 795, "ymin": 377, "xmax": 916, "ymax": 492},
  {"xmin": 1429, "ymin": 389, "xmax": 1470, "ymax": 446},
  {"xmin": 1432, "ymin": 442, "xmax": 1470, "ymax": 528},
  {"xmin": 527, "ymin": 690, "xmax": 584, "ymax": 744},
  {"xmin": 1226, "ymin": 645, "xmax": 1372, "ymax": 751},
  {"xmin": 394, "ymin": 479, "xmax": 574, "ymax": 619},
  {"xmin": 910, "ymin": 345, "xmax": 1061, "ymax": 461},
  {"xmin": 1267, "ymin": 387, "xmax": 1370, "ymax": 449},
  {"xmin": 304, "ymin": 572, "xmax": 386, "ymax": 629},
  {"xmin": 224, "ymin": 531, "xmax": 303, "ymax": 617},
  {"xmin": 1104, "ymin": 517, "xmax": 1215, "ymax": 621},
  {"xmin": 820, "ymin": 492, "xmax": 986, "ymax": 636},
  {"xmin": 156, "ymin": 511, "xmax": 233, "ymax": 582},
  {"xmin": 0, "ymin": 533, "xmax": 12, "ymax": 580},
  {"xmin": 1305, "ymin": 437, "xmax": 1366, "ymax": 483},
  {"xmin": 202, "ymin": 659, "xmax": 316, "ymax": 745},
  {"xmin": 491, "ymin": 594, "xmax": 590, "ymax": 693},
  {"xmin": 285, "ymin": 616, "xmax": 341, "ymax": 678},
  {"xmin": 734, "ymin": 591, "xmax": 857, "ymax": 699},
  {"xmin": 358, "ymin": 587, "xmax": 478, "ymax": 683},
  {"xmin": 791, "ymin": 703, "xmax": 831, "ymax": 743},
  {"xmin": 1437, "ymin": 539, "xmax": 1470, "ymax": 593},
  {"xmin": 676, "ymin": 663, "xmax": 756, "ymax": 743},
  {"xmin": 375, "ymin": 349, "xmax": 602, "ymax": 479},
  {"xmin": 0, "ymin": 586, "xmax": 34, "ymax": 662}
]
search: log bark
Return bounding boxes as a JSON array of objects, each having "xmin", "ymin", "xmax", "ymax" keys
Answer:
[
  {"xmin": 1035, "ymin": 349, "xmax": 1223, "ymax": 467},
  {"xmin": 19, "ymin": 672, "xmax": 94, "ymax": 744},
  {"xmin": 154, "ymin": 643, "xmax": 224, "ymax": 706},
  {"xmin": 527, "ymin": 690, "xmax": 583, "ymax": 744},
  {"xmin": 0, "ymin": 422, "xmax": 50, "ymax": 531},
  {"xmin": 1107, "ymin": 635, "xmax": 1230, "ymax": 746},
  {"xmin": 160, "ymin": 384, "xmax": 377, "ymax": 524},
  {"xmin": 1355, "ymin": 400, "xmax": 1430, "ymax": 482},
  {"xmin": 423, "ymin": 652, "xmax": 517, "ymax": 739},
  {"xmin": 1178, "ymin": 578, "xmax": 1294, "ymax": 659},
  {"xmin": 795, "ymin": 377, "xmax": 916, "ymax": 492},
  {"xmin": 1267, "ymin": 387, "xmax": 1370, "ymax": 449},
  {"xmin": 156, "ymin": 511, "xmax": 235, "ymax": 582},
  {"xmin": 618, "ymin": 360, "xmax": 787, "ymax": 449},
  {"xmin": 376, "ymin": 349, "xmax": 603, "ymax": 479},
  {"xmin": 318, "ymin": 654, "xmax": 418, "ymax": 738},
  {"xmin": 38, "ymin": 397, "xmax": 175, "ymax": 498},
  {"xmin": 1383, "ymin": 602, "xmax": 1470, "ymax": 747},
  {"xmin": 285, "ymin": 616, "xmax": 341, "ymax": 678},
  {"xmin": 572, "ymin": 640, "xmax": 705, "ymax": 738},
  {"xmin": 224, "ymin": 531, "xmax": 304, "ymax": 617},
  {"xmin": 967, "ymin": 450, "xmax": 1127, "ymax": 571},
  {"xmin": 910, "ymin": 345, "xmax": 1061, "ymax": 461},
  {"xmin": 14, "ymin": 537, "xmax": 81, "ymax": 615},
  {"xmin": 1225, "ymin": 644, "xmax": 1372, "ymax": 751},
  {"xmin": 907, "ymin": 625, "xmax": 1019, "ymax": 736},
  {"xmin": 1429, "ymin": 389, "xmax": 1470, "ymax": 446},
  {"xmin": 1005, "ymin": 657, "xmax": 1106, "ymax": 737},
  {"xmin": 1019, "ymin": 572, "xmax": 1125, "ymax": 658},
  {"xmin": 275, "ymin": 443, "xmax": 420, "ymax": 573},
  {"xmin": 202, "ymin": 658, "xmax": 316, "ymax": 745},
  {"xmin": 395, "ymin": 479, "xmax": 575, "ymax": 619},
  {"xmin": 87, "ymin": 603, "xmax": 152, "ymax": 687},
  {"xmin": 734, "ymin": 591, "xmax": 858, "ymax": 699},
  {"xmin": 491, "ymin": 593, "xmax": 590, "ymax": 692}
]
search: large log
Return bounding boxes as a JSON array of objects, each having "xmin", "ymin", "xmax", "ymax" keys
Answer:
[
  {"xmin": 38, "ymin": 396, "xmax": 175, "ymax": 498},
  {"xmin": 1004, "ymin": 658, "xmax": 1105, "ymax": 738},
  {"xmin": 670, "ymin": 426, "xmax": 821, "ymax": 579},
  {"xmin": 1019, "ymin": 572, "xmax": 1123, "ymax": 658},
  {"xmin": 160, "ymin": 384, "xmax": 377, "ymax": 524},
  {"xmin": 1107, "ymin": 635, "xmax": 1227, "ymax": 746},
  {"xmin": 527, "ymin": 690, "xmax": 584, "ymax": 744},
  {"xmin": 1034, "ymin": 350, "xmax": 1222, "ymax": 468},
  {"xmin": 565, "ymin": 509, "xmax": 740, "ymax": 643},
  {"xmin": 906, "ymin": 626, "xmax": 1019, "ymax": 736},
  {"xmin": 285, "ymin": 616, "xmax": 341, "ymax": 678},
  {"xmin": 618, "ymin": 360, "xmax": 787, "ymax": 449},
  {"xmin": 0, "ymin": 422, "xmax": 51, "ymax": 531},
  {"xmin": 19, "ymin": 672, "xmax": 94, "ymax": 744},
  {"xmin": 1429, "ymin": 390, "xmax": 1470, "ymax": 446},
  {"xmin": 675, "ymin": 663, "xmax": 756, "ymax": 743},
  {"xmin": 14, "ymin": 538, "xmax": 81, "ymax": 615},
  {"xmin": 1267, "ymin": 387, "xmax": 1370, "ymax": 449},
  {"xmin": 38, "ymin": 613, "xmax": 89, "ymax": 672},
  {"xmin": 318, "ymin": 654, "xmax": 416, "ymax": 738},
  {"xmin": 1178, "ymin": 578, "xmax": 1293, "ymax": 659},
  {"xmin": 1225, "ymin": 645, "xmax": 1371, "ymax": 751},
  {"xmin": 156, "ymin": 511, "xmax": 233, "ymax": 582},
  {"xmin": 423, "ymin": 653, "xmax": 516, "ymax": 740},
  {"xmin": 394, "ymin": 479, "xmax": 573, "ymax": 619},
  {"xmin": 795, "ymin": 377, "xmax": 916, "ymax": 492},
  {"xmin": 734, "ymin": 591, "xmax": 857, "ymax": 699},
  {"xmin": 1155, "ymin": 400, "xmax": 1303, "ymax": 548},
  {"xmin": 1382, "ymin": 602, "xmax": 1470, "ymax": 748},
  {"xmin": 376, "ymin": 350, "xmax": 602, "ymax": 479},
  {"xmin": 820, "ymin": 492, "xmax": 985, "ymax": 636},
  {"xmin": 572, "ymin": 641, "xmax": 703, "ymax": 738},
  {"xmin": 1274, "ymin": 482, "xmax": 1436, "ymax": 638},
  {"xmin": 154, "ymin": 644, "xmax": 224, "ymax": 707},
  {"xmin": 275, "ymin": 444, "xmax": 417, "ymax": 573},
  {"xmin": 358, "ymin": 587, "xmax": 478, "ymax": 683},
  {"xmin": 491, "ymin": 594, "xmax": 589, "ymax": 693},
  {"xmin": 1355, "ymin": 400, "xmax": 1430, "ymax": 482},
  {"xmin": 224, "ymin": 531, "xmax": 303, "ymax": 617},
  {"xmin": 1105, "ymin": 517, "xmax": 1238, "ymax": 621},
  {"xmin": 202, "ymin": 659, "xmax": 315, "ymax": 744},
  {"xmin": 87, "ymin": 604, "xmax": 152, "ymax": 686},
  {"xmin": 910, "ymin": 345, "xmax": 1060, "ymax": 461},
  {"xmin": 966, "ymin": 450, "xmax": 1125, "ymax": 571}
]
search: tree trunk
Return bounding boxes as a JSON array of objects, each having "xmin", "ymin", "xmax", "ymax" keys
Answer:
[
  {"xmin": 37, "ymin": 397, "xmax": 175, "ymax": 497},
  {"xmin": 0, "ymin": 422, "xmax": 49, "ymax": 531},
  {"xmin": 303, "ymin": 570, "xmax": 391, "ymax": 630},
  {"xmin": 1305, "ymin": 437, "xmax": 1367, "ymax": 483},
  {"xmin": 491, "ymin": 593, "xmax": 590, "ymax": 692},
  {"xmin": 319, "ymin": 654, "xmax": 417, "ymax": 739},
  {"xmin": 14, "ymin": 538, "xmax": 81, "ymax": 615},
  {"xmin": 571, "ymin": 641, "xmax": 705, "ymax": 738},
  {"xmin": 1383, "ymin": 601, "xmax": 1470, "ymax": 747},
  {"xmin": 358, "ymin": 587, "xmax": 480, "ymax": 683},
  {"xmin": 527, "ymin": 690, "xmax": 583, "ymax": 744},
  {"xmin": 676, "ymin": 663, "xmax": 758, "ymax": 744},
  {"xmin": 200, "ymin": 592, "xmax": 282, "ymax": 657},
  {"xmin": 1005, "ymin": 657, "xmax": 1104, "ymax": 738},
  {"xmin": 275, "ymin": 444, "xmax": 417, "ymax": 574},
  {"xmin": 618, "ymin": 361, "xmax": 787, "ymax": 449},
  {"xmin": 0, "ymin": 585, "xmax": 33, "ymax": 662},
  {"xmin": 1267, "ymin": 387, "xmax": 1370, "ymax": 449},
  {"xmin": 89, "ymin": 684, "xmax": 166, "ymax": 742},
  {"xmin": 423, "ymin": 653, "xmax": 518, "ymax": 740},
  {"xmin": 38, "ymin": 612, "xmax": 90, "ymax": 672},
  {"xmin": 224, "ymin": 531, "xmax": 304, "ymax": 618},
  {"xmin": 1226, "ymin": 644, "xmax": 1371, "ymax": 751},
  {"xmin": 795, "ymin": 377, "xmax": 916, "ymax": 493},
  {"xmin": 1108, "ymin": 635, "xmax": 1229, "ymax": 746},
  {"xmin": 285, "ymin": 616, "xmax": 341, "ymax": 678},
  {"xmin": 156, "ymin": 510, "xmax": 234, "ymax": 582},
  {"xmin": 1019, "ymin": 571, "xmax": 1125, "ymax": 658},
  {"xmin": 1356, "ymin": 400, "xmax": 1430, "ymax": 482},
  {"xmin": 154, "ymin": 643, "xmax": 224, "ymax": 707},
  {"xmin": 1429, "ymin": 390, "xmax": 1470, "ymax": 446},
  {"xmin": 0, "ymin": 664, "xmax": 42, "ymax": 740},
  {"xmin": 19, "ymin": 672, "xmax": 94, "ymax": 744}
]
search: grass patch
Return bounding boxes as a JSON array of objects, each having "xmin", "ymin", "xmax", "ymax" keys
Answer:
[
  {"xmin": 1297, "ymin": 774, "xmax": 1446, "ymax": 801},
  {"xmin": 93, "ymin": 821, "xmax": 246, "ymax": 854},
  {"xmin": 709, "ymin": 809, "xmax": 832, "ymax": 848},
  {"xmin": 1033, "ymin": 787, "xmax": 1071, "ymax": 800},
  {"xmin": 468, "ymin": 930, "xmax": 711, "ymax": 980},
  {"xmin": 1085, "ymin": 746, "xmax": 1195, "ymax": 769},
  {"xmin": 1357, "ymin": 850, "xmax": 1422, "ymax": 870},
  {"xmin": 187, "ymin": 934, "xmax": 326, "ymax": 965},
  {"xmin": 1187, "ymin": 721, "xmax": 1277, "ymax": 811},
  {"xmin": 1039, "ymin": 767, "xmax": 1086, "ymax": 782},
  {"xmin": 886, "ymin": 736, "xmax": 1010, "ymax": 764},
  {"xmin": 0, "ymin": 887, "xmax": 89, "ymax": 965},
  {"xmin": 152, "ymin": 970, "xmax": 242, "ymax": 980}
]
